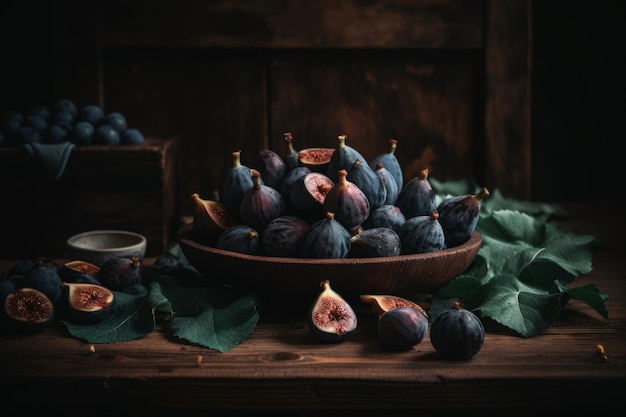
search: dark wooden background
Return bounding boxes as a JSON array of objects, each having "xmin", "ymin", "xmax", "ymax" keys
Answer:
[{"xmin": 0, "ymin": 0, "xmax": 623, "ymax": 220}]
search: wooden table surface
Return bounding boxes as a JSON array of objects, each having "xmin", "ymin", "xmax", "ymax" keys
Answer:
[{"xmin": 1, "ymin": 202, "xmax": 624, "ymax": 415}]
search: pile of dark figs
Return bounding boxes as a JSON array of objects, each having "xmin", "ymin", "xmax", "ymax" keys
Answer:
[
  {"xmin": 192, "ymin": 133, "xmax": 487, "ymax": 358},
  {"xmin": 192, "ymin": 133, "xmax": 490, "ymax": 259}
]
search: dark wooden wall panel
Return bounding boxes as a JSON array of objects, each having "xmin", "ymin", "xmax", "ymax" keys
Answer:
[
  {"xmin": 100, "ymin": 48, "xmax": 268, "ymax": 213},
  {"xmin": 269, "ymin": 50, "xmax": 480, "ymax": 186},
  {"xmin": 97, "ymin": 0, "xmax": 483, "ymax": 49}
]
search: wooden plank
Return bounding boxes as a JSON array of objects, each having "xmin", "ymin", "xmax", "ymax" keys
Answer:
[
  {"xmin": 95, "ymin": 0, "xmax": 484, "ymax": 49},
  {"xmin": 484, "ymin": 0, "xmax": 532, "ymax": 199}
]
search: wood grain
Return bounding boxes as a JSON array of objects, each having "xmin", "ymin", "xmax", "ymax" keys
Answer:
[{"xmin": 0, "ymin": 202, "xmax": 624, "ymax": 414}]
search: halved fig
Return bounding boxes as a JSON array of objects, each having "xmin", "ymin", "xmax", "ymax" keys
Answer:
[
  {"xmin": 191, "ymin": 192, "xmax": 237, "ymax": 245},
  {"xmin": 4, "ymin": 287, "xmax": 55, "ymax": 331},
  {"xmin": 61, "ymin": 260, "xmax": 100, "ymax": 278},
  {"xmin": 62, "ymin": 282, "xmax": 114, "ymax": 324},
  {"xmin": 360, "ymin": 293, "xmax": 427, "ymax": 318},
  {"xmin": 298, "ymin": 147, "xmax": 334, "ymax": 172},
  {"xmin": 308, "ymin": 280, "xmax": 357, "ymax": 343}
]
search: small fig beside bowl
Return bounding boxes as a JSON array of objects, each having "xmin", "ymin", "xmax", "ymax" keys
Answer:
[
  {"xmin": 430, "ymin": 300, "xmax": 485, "ymax": 360},
  {"xmin": 377, "ymin": 306, "xmax": 429, "ymax": 351}
]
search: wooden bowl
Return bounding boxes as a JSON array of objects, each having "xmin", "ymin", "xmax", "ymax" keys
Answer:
[{"xmin": 177, "ymin": 223, "xmax": 481, "ymax": 306}]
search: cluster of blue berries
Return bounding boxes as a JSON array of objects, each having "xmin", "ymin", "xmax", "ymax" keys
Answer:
[{"xmin": 0, "ymin": 99, "xmax": 145, "ymax": 147}]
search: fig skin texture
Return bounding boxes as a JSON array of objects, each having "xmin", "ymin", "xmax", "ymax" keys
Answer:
[
  {"xmin": 369, "ymin": 139, "xmax": 403, "ymax": 191},
  {"xmin": 62, "ymin": 282, "xmax": 114, "ymax": 324},
  {"xmin": 4, "ymin": 287, "xmax": 55, "ymax": 331},
  {"xmin": 326, "ymin": 134, "xmax": 367, "ymax": 183},
  {"xmin": 255, "ymin": 148, "xmax": 287, "ymax": 191},
  {"xmin": 216, "ymin": 224, "xmax": 262, "ymax": 256},
  {"xmin": 377, "ymin": 306, "xmax": 429, "ymax": 351},
  {"xmin": 430, "ymin": 300, "xmax": 485, "ymax": 360},
  {"xmin": 348, "ymin": 227, "xmax": 401, "ymax": 258},
  {"xmin": 23, "ymin": 265, "xmax": 63, "ymax": 304},
  {"xmin": 323, "ymin": 169, "xmax": 370, "ymax": 231},
  {"xmin": 396, "ymin": 168, "xmax": 437, "ymax": 219},
  {"xmin": 398, "ymin": 210, "xmax": 445, "ymax": 254},
  {"xmin": 300, "ymin": 212, "xmax": 351, "ymax": 259},
  {"xmin": 437, "ymin": 187, "xmax": 490, "ymax": 248},
  {"xmin": 261, "ymin": 215, "xmax": 309, "ymax": 257},
  {"xmin": 309, "ymin": 280, "xmax": 357, "ymax": 343},
  {"xmin": 240, "ymin": 169, "xmax": 287, "ymax": 233},
  {"xmin": 362, "ymin": 204, "xmax": 406, "ymax": 233}
]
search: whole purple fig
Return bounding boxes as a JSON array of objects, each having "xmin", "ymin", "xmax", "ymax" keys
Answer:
[
  {"xmin": 396, "ymin": 168, "xmax": 436, "ymax": 219},
  {"xmin": 97, "ymin": 256, "xmax": 143, "ymax": 291},
  {"xmin": 437, "ymin": 187, "xmax": 490, "ymax": 247},
  {"xmin": 323, "ymin": 169, "xmax": 370, "ymax": 232},
  {"xmin": 240, "ymin": 169, "xmax": 286, "ymax": 233}
]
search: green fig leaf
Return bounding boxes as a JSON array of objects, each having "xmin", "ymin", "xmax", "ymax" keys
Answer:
[
  {"xmin": 429, "ymin": 186, "xmax": 607, "ymax": 338},
  {"xmin": 166, "ymin": 293, "xmax": 259, "ymax": 353},
  {"xmin": 566, "ymin": 284, "xmax": 609, "ymax": 320}
]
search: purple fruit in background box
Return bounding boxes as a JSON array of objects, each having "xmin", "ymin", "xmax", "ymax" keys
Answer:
[
  {"xmin": 93, "ymin": 124, "xmax": 121, "ymax": 145},
  {"xmin": 216, "ymin": 224, "xmax": 262, "ymax": 256},
  {"xmin": 97, "ymin": 256, "xmax": 143, "ymax": 291},
  {"xmin": 54, "ymin": 98, "xmax": 78, "ymax": 116},
  {"xmin": 240, "ymin": 169, "xmax": 286, "ymax": 233},
  {"xmin": 369, "ymin": 138, "xmax": 403, "ymax": 190},
  {"xmin": 398, "ymin": 210, "xmax": 445, "ymax": 254},
  {"xmin": 396, "ymin": 168, "xmax": 437, "ymax": 219},
  {"xmin": 323, "ymin": 169, "xmax": 370, "ymax": 232},
  {"xmin": 437, "ymin": 187, "xmax": 490, "ymax": 248},
  {"xmin": 430, "ymin": 300, "xmax": 485, "ymax": 360},
  {"xmin": 326, "ymin": 134, "xmax": 367, "ymax": 183},
  {"xmin": 261, "ymin": 215, "xmax": 309, "ymax": 257},
  {"xmin": 104, "ymin": 112, "xmax": 127, "ymax": 132},
  {"xmin": 377, "ymin": 306, "xmax": 428, "ymax": 351},
  {"xmin": 121, "ymin": 128, "xmax": 145, "ymax": 145},
  {"xmin": 71, "ymin": 121, "xmax": 94, "ymax": 145},
  {"xmin": 255, "ymin": 148, "xmax": 287, "ymax": 191},
  {"xmin": 347, "ymin": 159, "xmax": 387, "ymax": 211},
  {"xmin": 78, "ymin": 104, "xmax": 104, "ymax": 126}
]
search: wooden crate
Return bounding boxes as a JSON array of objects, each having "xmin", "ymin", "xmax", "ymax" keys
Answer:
[{"xmin": 0, "ymin": 138, "xmax": 179, "ymax": 259}]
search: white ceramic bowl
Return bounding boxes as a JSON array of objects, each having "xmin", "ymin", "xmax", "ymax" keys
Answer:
[{"xmin": 66, "ymin": 230, "xmax": 147, "ymax": 266}]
